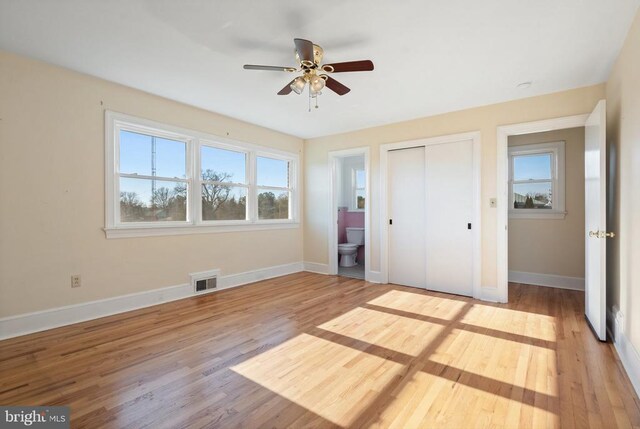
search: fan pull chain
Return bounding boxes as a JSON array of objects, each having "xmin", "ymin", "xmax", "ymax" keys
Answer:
[{"xmin": 308, "ymin": 86, "xmax": 311, "ymax": 112}]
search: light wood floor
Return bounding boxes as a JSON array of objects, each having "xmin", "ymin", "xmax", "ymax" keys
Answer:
[{"xmin": 1, "ymin": 273, "xmax": 639, "ymax": 428}]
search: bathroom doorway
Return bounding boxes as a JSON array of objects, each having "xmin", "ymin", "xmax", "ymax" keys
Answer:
[{"xmin": 328, "ymin": 147, "xmax": 370, "ymax": 280}]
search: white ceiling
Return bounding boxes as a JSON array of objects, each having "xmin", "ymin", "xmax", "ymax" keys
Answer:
[{"xmin": 1, "ymin": 0, "xmax": 638, "ymax": 139}]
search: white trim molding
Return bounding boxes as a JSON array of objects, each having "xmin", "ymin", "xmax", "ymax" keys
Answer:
[
  {"xmin": 303, "ymin": 262, "xmax": 330, "ymax": 275},
  {"xmin": 508, "ymin": 271, "xmax": 585, "ymax": 290},
  {"xmin": 367, "ymin": 271, "xmax": 383, "ymax": 283},
  {"xmin": 479, "ymin": 286, "xmax": 502, "ymax": 303},
  {"xmin": 105, "ymin": 222, "xmax": 299, "ymax": 238},
  {"xmin": 496, "ymin": 113, "xmax": 589, "ymax": 303},
  {"xmin": 608, "ymin": 307, "xmax": 640, "ymax": 397},
  {"xmin": 0, "ymin": 262, "xmax": 303, "ymax": 340},
  {"xmin": 379, "ymin": 131, "xmax": 483, "ymax": 300}
]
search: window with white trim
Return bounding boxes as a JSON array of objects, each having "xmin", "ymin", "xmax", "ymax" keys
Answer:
[
  {"xmin": 200, "ymin": 144, "xmax": 248, "ymax": 221},
  {"xmin": 256, "ymin": 156, "xmax": 292, "ymax": 220},
  {"xmin": 351, "ymin": 168, "xmax": 365, "ymax": 211},
  {"xmin": 508, "ymin": 141, "xmax": 565, "ymax": 219},
  {"xmin": 105, "ymin": 112, "xmax": 299, "ymax": 237}
]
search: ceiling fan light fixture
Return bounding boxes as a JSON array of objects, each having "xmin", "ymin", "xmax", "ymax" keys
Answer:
[
  {"xmin": 309, "ymin": 74, "xmax": 325, "ymax": 93},
  {"xmin": 244, "ymin": 38, "xmax": 373, "ymax": 102},
  {"xmin": 290, "ymin": 76, "xmax": 306, "ymax": 94}
]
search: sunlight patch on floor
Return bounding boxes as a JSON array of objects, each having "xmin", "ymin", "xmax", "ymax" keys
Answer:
[
  {"xmin": 317, "ymin": 306, "xmax": 444, "ymax": 357},
  {"xmin": 366, "ymin": 289, "xmax": 469, "ymax": 320},
  {"xmin": 461, "ymin": 304, "xmax": 557, "ymax": 342},
  {"xmin": 426, "ymin": 341, "xmax": 558, "ymax": 396},
  {"xmin": 231, "ymin": 333, "xmax": 404, "ymax": 427}
]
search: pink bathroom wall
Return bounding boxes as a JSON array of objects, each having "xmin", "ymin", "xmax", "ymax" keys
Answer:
[
  {"xmin": 344, "ymin": 211, "xmax": 364, "ymax": 228},
  {"xmin": 337, "ymin": 207, "xmax": 347, "ymax": 244}
]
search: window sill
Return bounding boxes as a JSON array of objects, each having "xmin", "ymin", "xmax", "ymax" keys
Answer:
[
  {"xmin": 104, "ymin": 221, "xmax": 300, "ymax": 239},
  {"xmin": 509, "ymin": 211, "xmax": 566, "ymax": 220}
]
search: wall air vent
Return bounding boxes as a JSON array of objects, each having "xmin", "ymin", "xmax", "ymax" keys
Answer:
[
  {"xmin": 195, "ymin": 277, "xmax": 217, "ymax": 293},
  {"xmin": 190, "ymin": 269, "xmax": 221, "ymax": 295}
]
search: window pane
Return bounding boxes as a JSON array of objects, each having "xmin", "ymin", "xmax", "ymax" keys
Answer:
[
  {"xmin": 120, "ymin": 178, "xmax": 187, "ymax": 222},
  {"xmin": 513, "ymin": 153, "xmax": 552, "ymax": 181},
  {"xmin": 258, "ymin": 191, "xmax": 289, "ymax": 220},
  {"xmin": 355, "ymin": 189, "xmax": 365, "ymax": 209},
  {"xmin": 201, "ymin": 146, "xmax": 246, "ymax": 184},
  {"xmin": 202, "ymin": 185, "xmax": 246, "ymax": 221},
  {"xmin": 355, "ymin": 169, "xmax": 365, "ymax": 188},
  {"xmin": 513, "ymin": 182, "xmax": 553, "ymax": 209},
  {"xmin": 257, "ymin": 157, "xmax": 289, "ymax": 188},
  {"xmin": 120, "ymin": 130, "xmax": 186, "ymax": 178}
]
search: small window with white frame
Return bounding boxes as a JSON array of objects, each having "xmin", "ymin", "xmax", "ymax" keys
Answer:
[
  {"xmin": 351, "ymin": 168, "xmax": 365, "ymax": 211},
  {"xmin": 105, "ymin": 111, "xmax": 299, "ymax": 238},
  {"xmin": 508, "ymin": 141, "xmax": 565, "ymax": 219}
]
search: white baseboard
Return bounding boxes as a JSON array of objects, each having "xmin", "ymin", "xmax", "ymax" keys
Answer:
[
  {"xmin": 303, "ymin": 262, "xmax": 329, "ymax": 274},
  {"xmin": 0, "ymin": 262, "xmax": 303, "ymax": 341},
  {"xmin": 480, "ymin": 286, "xmax": 505, "ymax": 303},
  {"xmin": 508, "ymin": 270, "xmax": 584, "ymax": 291},
  {"xmin": 608, "ymin": 307, "xmax": 640, "ymax": 397},
  {"xmin": 367, "ymin": 271, "xmax": 382, "ymax": 283},
  {"xmin": 220, "ymin": 262, "xmax": 303, "ymax": 288}
]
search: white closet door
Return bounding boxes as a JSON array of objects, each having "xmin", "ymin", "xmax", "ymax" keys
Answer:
[
  {"xmin": 424, "ymin": 140, "xmax": 474, "ymax": 296},
  {"xmin": 388, "ymin": 147, "xmax": 426, "ymax": 288}
]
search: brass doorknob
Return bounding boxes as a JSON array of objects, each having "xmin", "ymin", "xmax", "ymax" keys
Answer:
[{"xmin": 589, "ymin": 230, "xmax": 616, "ymax": 238}]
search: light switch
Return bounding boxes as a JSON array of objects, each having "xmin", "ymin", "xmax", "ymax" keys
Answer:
[{"xmin": 489, "ymin": 198, "xmax": 497, "ymax": 208}]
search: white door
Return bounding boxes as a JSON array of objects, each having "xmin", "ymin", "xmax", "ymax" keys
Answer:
[
  {"xmin": 388, "ymin": 147, "xmax": 426, "ymax": 288},
  {"xmin": 585, "ymin": 99, "xmax": 608, "ymax": 341},
  {"xmin": 424, "ymin": 140, "xmax": 474, "ymax": 296}
]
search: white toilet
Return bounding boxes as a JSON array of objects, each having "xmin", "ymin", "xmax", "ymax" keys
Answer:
[{"xmin": 338, "ymin": 227, "xmax": 365, "ymax": 267}]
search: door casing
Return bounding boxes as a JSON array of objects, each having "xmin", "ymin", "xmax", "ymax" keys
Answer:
[
  {"xmin": 328, "ymin": 147, "xmax": 372, "ymax": 280},
  {"xmin": 496, "ymin": 113, "xmax": 591, "ymax": 304}
]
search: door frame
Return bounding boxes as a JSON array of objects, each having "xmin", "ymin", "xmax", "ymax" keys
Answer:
[
  {"xmin": 328, "ymin": 147, "xmax": 371, "ymax": 280},
  {"xmin": 380, "ymin": 131, "xmax": 482, "ymax": 299},
  {"xmin": 496, "ymin": 114, "xmax": 589, "ymax": 303}
]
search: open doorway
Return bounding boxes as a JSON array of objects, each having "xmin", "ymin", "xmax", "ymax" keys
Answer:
[
  {"xmin": 328, "ymin": 148, "xmax": 370, "ymax": 280},
  {"xmin": 507, "ymin": 127, "xmax": 586, "ymax": 292}
]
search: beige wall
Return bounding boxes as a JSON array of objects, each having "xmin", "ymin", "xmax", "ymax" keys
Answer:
[
  {"xmin": 0, "ymin": 51, "xmax": 304, "ymax": 317},
  {"xmin": 606, "ymin": 10, "xmax": 640, "ymax": 353},
  {"xmin": 304, "ymin": 85, "xmax": 605, "ymax": 291},
  {"xmin": 508, "ymin": 128, "xmax": 585, "ymax": 278}
]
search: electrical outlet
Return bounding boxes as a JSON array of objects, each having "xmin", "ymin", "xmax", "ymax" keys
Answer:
[
  {"xmin": 71, "ymin": 275, "xmax": 81, "ymax": 288},
  {"xmin": 489, "ymin": 198, "xmax": 497, "ymax": 208}
]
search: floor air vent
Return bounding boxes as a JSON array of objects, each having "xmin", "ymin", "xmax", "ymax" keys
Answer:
[{"xmin": 191, "ymin": 269, "xmax": 220, "ymax": 295}]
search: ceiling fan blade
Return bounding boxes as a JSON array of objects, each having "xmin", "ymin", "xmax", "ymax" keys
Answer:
[
  {"xmin": 244, "ymin": 64, "xmax": 296, "ymax": 72},
  {"xmin": 324, "ymin": 76, "xmax": 351, "ymax": 96},
  {"xmin": 294, "ymin": 38, "xmax": 314, "ymax": 63},
  {"xmin": 277, "ymin": 79, "xmax": 296, "ymax": 95},
  {"xmin": 323, "ymin": 60, "xmax": 374, "ymax": 73}
]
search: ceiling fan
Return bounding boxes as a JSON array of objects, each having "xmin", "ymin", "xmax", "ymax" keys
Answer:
[{"xmin": 243, "ymin": 38, "xmax": 374, "ymax": 108}]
